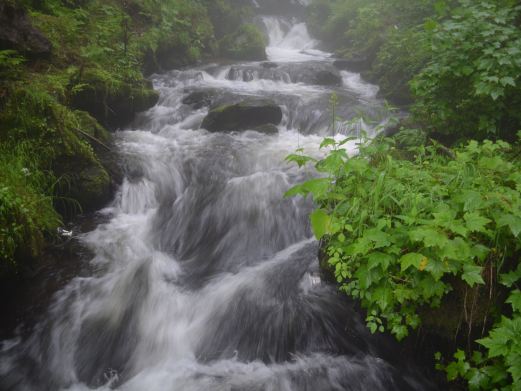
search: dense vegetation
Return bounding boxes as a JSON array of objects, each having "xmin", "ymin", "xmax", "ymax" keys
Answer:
[
  {"xmin": 0, "ymin": 0, "xmax": 264, "ymax": 276},
  {"xmin": 286, "ymin": 0, "xmax": 521, "ymax": 389}
]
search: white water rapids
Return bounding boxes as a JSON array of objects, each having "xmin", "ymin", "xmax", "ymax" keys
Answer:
[{"xmin": 0, "ymin": 13, "xmax": 435, "ymax": 391}]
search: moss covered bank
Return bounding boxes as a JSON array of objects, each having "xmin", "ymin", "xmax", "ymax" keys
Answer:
[{"xmin": 0, "ymin": 0, "xmax": 267, "ymax": 278}]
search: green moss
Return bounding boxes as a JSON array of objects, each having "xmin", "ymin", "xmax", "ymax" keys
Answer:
[
  {"xmin": 70, "ymin": 68, "xmax": 159, "ymax": 128},
  {"xmin": 219, "ymin": 24, "xmax": 267, "ymax": 61},
  {"xmin": 0, "ymin": 0, "xmax": 249, "ymax": 274},
  {"xmin": 0, "ymin": 85, "xmax": 111, "ymax": 215},
  {"xmin": 74, "ymin": 110, "xmax": 111, "ymax": 143},
  {"xmin": 0, "ymin": 142, "xmax": 61, "ymax": 275}
]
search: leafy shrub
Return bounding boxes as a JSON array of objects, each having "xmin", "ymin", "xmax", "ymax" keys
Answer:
[
  {"xmin": 287, "ymin": 136, "xmax": 521, "ymax": 338},
  {"xmin": 286, "ymin": 134, "xmax": 521, "ymax": 388},
  {"xmin": 307, "ymin": 0, "xmax": 437, "ymax": 104},
  {"xmin": 0, "ymin": 143, "xmax": 61, "ymax": 274},
  {"xmin": 411, "ymin": 0, "xmax": 521, "ymax": 141},
  {"xmin": 219, "ymin": 24, "xmax": 267, "ymax": 61}
]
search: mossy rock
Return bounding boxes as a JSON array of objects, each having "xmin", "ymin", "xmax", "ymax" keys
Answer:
[
  {"xmin": 392, "ymin": 128, "xmax": 427, "ymax": 149},
  {"xmin": 0, "ymin": 87, "xmax": 113, "ymax": 214},
  {"xmin": 219, "ymin": 24, "xmax": 267, "ymax": 61},
  {"xmin": 201, "ymin": 99, "xmax": 282, "ymax": 132},
  {"xmin": 74, "ymin": 110, "xmax": 111, "ymax": 144},
  {"xmin": 53, "ymin": 152, "xmax": 111, "ymax": 214},
  {"xmin": 70, "ymin": 69, "xmax": 159, "ymax": 129}
]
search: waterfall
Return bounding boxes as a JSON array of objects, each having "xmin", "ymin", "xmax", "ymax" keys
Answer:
[{"xmin": 0, "ymin": 11, "xmax": 433, "ymax": 391}]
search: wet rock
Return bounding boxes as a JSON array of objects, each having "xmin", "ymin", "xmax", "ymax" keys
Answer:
[
  {"xmin": 71, "ymin": 70, "xmax": 159, "ymax": 129},
  {"xmin": 252, "ymin": 124, "xmax": 279, "ymax": 135},
  {"xmin": 261, "ymin": 62, "xmax": 278, "ymax": 69},
  {"xmin": 201, "ymin": 100, "xmax": 282, "ymax": 132},
  {"xmin": 313, "ymin": 70, "xmax": 343, "ymax": 86},
  {"xmin": 333, "ymin": 58, "xmax": 372, "ymax": 73},
  {"xmin": 0, "ymin": 2, "xmax": 52, "ymax": 59},
  {"xmin": 283, "ymin": 63, "xmax": 342, "ymax": 86},
  {"xmin": 182, "ymin": 89, "xmax": 219, "ymax": 110}
]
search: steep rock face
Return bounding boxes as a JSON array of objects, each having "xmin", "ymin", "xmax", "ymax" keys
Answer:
[
  {"xmin": 201, "ymin": 100, "xmax": 282, "ymax": 132},
  {"xmin": 0, "ymin": 2, "xmax": 52, "ymax": 58}
]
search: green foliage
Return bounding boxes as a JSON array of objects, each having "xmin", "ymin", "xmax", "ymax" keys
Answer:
[
  {"xmin": 219, "ymin": 24, "xmax": 267, "ymax": 61},
  {"xmin": 286, "ymin": 135, "xmax": 521, "ymax": 338},
  {"xmin": 203, "ymin": 0, "xmax": 252, "ymax": 39},
  {"xmin": 412, "ymin": 0, "xmax": 521, "ymax": 141},
  {"xmin": 308, "ymin": 0, "xmax": 437, "ymax": 103},
  {"xmin": 0, "ymin": 0, "xmax": 247, "ymax": 271},
  {"xmin": 287, "ymin": 132, "xmax": 521, "ymax": 388},
  {"xmin": 0, "ymin": 50, "xmax": 26, "ymax": 81},
  {"xmin": 436, "ymin": 269, "xmax": 521, "ymax": 389},
  {"xmin": 0, "ymin": 142, "xmax": 61, "ymax": 274}
]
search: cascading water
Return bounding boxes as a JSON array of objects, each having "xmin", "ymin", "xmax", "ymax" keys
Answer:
[{"xmin": 0, "ymin": 9, "xmax": 436, "ymax": 391}]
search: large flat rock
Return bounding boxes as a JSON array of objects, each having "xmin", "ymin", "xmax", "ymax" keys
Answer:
[{"xmin": 201, "ymin": 100, "xmax": 282, "ymax": 132}]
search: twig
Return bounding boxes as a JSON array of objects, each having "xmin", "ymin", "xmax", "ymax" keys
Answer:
[{"xmin": 75, "ymin": 128, "xmax": 112, "ymax": 151}]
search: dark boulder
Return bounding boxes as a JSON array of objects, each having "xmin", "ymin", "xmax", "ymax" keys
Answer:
[
  {"xmin": 333, "ymin": 58, "xmax": 372, "ymax": 73},
  {"xmin": 285, "ymin": 63, "xmax": 342, "ymax": 86},
  {"xmin": 252, "ymin": 124, "xmax": 279, "ymax": 135},
  {"xmin": 261, "ymin": 62, "xmax": 278, "ymax": 69},
  {"xmin": 201, "ymin": 100, "xmax": 282, "ymax": 132},
  {"xmin": 71, "ymin": 71, "xmax": 159, "ymax": 129},
  {"xmin": 0, "ymin": 2, "xmax": 52, "ymax": 59},
  {"xmin": 314, "ymin": 70, "xmax": 342, "ymax": 86},
  {"xmin": 182, "ymin": 89, "xmax": 219, "ymax": 110}
]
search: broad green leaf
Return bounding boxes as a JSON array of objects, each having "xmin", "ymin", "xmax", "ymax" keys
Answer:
[
  {"xmin": 464, "ymin": 212, "xmax": 491, "ymax": 233},
  {"xmin": 500, "ymin": 265, "xmax": 521, "ymax": 287},
  {"xmin": 506, "ymin": 290, "xmax": 521, "ymax": 312},
  {"xmin": 363, "ymin": 229, "xmax": 392, "ymax": 249},
  {"xmin": 507, "ymin": 351, "xmax": 521, "ymax": 383},
  {"xmin": 409, "ymin": 227, "xmax": 448, "ymax": 248},
  {"xmin": 303, "ymin": 178, "xmax": 332, "ymax": 199},
  {"xmin": 478, "ymin": 328, "xmax": 510, "ymax": 358},
  {"xmin": 284, "ymin": 184, "xmax": 305, "ymax": 198},
  {"xmin": 470, "ymin": 244, "xmax": 490, "ymax": 262},
  {"xmin": 310, "ymin": 209, "xmax": 331, "ymax": 240},
  {"xmin": 462, "ymin": 264, "xmax": 485, "ymax": 287},
  {"xmin": 425, "ymin": 259, "xmax": 447, "ymax": 280},
  {"xmin": 497, "ymin": 214, "xmax": 521, "ymax": 237},
  {"xmin": 367, "ymin": 252, "xmax": 394, "ymax": 271},
  {"xmin": 400, "ymin": 253, "xmax": 425, "ymax": 271},
  {"xmin": 285, "ymin": 153, "xmax": 316, "ymax": 168},
  {"xmin": 500, "ymin": 76, "xmax": 516, "ymax": 87},
  {"xmin": 372, "ymin": 286, "xmax": 393, "ymax": 311},
  {"xmin": 320, "ymin": 138, "xmax": 337, "ymax": 149},
  {"xmin": 441, "ymin": 237, "xmax": 472, "ymax": 261}
]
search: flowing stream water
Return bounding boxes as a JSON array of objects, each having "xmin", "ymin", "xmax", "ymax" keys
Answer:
[{"xmin": 0, "ymin": 10, "xmax": 436, "ymax": 391}]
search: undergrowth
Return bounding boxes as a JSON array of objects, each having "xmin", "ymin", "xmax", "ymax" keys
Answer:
[{"xmin": 286, "ymin": 133, "xmax": 521, "ymax": 389}]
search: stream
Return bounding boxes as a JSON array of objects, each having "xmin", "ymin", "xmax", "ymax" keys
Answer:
[{"xmin": 0, "ymin": 9, "xmax": 437, "ymax": 391}]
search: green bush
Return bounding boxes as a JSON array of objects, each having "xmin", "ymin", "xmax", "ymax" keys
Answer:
[
  {"xmin": 0, "ymin": 142, "xmax": 61, "ymax": 274},
  {"xmin": 219, "ymin": 24, "xmax": 267, "ymax": 61},
  {"xmin": 411, "ymin": 0, "xmax": 521, "ymax": 141},
  {"xmin": 286, "ymin": 134, "xmax": 521, "ymax": 389},
  {"xmin": 307, "ymin": 0, "xmax": 437, "ymax": 105}
]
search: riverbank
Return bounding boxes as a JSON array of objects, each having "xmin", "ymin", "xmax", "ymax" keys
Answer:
[
  {"xmin": 302, "ymin": 1, "xmax": 521, "ymax": 389},
  {"xmin": 0, "ymin": 0, "xmax": 268, "ymax": 280}
]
